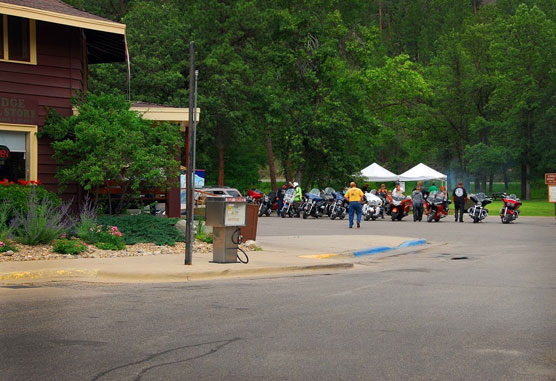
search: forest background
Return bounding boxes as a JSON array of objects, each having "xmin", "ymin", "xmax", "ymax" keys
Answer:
[{"xmin": 63, "ymin": 0, "xmax": 556, "ymax": 200}]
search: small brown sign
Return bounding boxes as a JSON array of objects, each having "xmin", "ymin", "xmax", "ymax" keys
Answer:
[
  {"xmin": 545, "ymin": 173, "xmax": 556, "ymax": 185},
  {"xmin": 0, "ymin": 94, "xmax": 39, "ymax": 125}
]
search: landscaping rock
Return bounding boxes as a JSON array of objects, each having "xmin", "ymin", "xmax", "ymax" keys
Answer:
[
  {"xmin": 4, "ymin": 250, "xmax": 14, "ymax": 256},
  {"xmin": 175, "ymin": 220, "xmax": 187, "ymax": 235},
  {"xmin": 244, "ymin": 240, "xmax": 261, "ymax": 250}
]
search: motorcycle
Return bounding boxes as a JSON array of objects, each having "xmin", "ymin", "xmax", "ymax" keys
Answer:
[
  {"xmin": 246, "ymin": 189, "xmax": 263, "ymax": 204},
  {"xmin": 363, "ymin": 192, "xmax": 383, "ymax": 221},
  {"xmin": 258, "ymin": 191, "xmax": 278, "ymax": 217},
  {"xmin": 280, "ymin": 189, "xmax": 299, "ymax": 218},
  {"xmin": 424, "ymin": 193, "xmax": 451, "ymax": 222},
  {"xmin": 329, "ymin": 191, "xmax": 347, "ymax": 220},
  {"xmin": 500, "ymin": 193, "xmax": 522, "ymax": 224},
  {"xmin": 467, "ymin": 193, "xmax": 492, "ymax": 223},
  {"xmin": 389, "ymin": 194, "xmax": 412, "ymax": 221},
  {"xmin": 303, "ymin": 189, "xmax": 327, "ymax": 219},
  {"xmin": 322, "ymin": 187, "xmax": 337, "ymax": 216}
]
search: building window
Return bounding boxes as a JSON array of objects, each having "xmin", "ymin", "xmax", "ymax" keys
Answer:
[
  {"xmin": 0, "ymin": 15, "xmax": 36, "ymax": 64},
  {"xmin": 0, "ymin": 124, "xmax": 38, "ymax": 182}
]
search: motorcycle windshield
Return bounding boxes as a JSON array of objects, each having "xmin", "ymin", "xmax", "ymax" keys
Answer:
[
  {"xmin": 428, "ymin": 194, "xmax": 444, "ymax": 203},
  {"xmin": 324, "ymin": 187, "xmax": 335, "ymax": 195},
  {"xmin": 283, "ymin": 189, "xmax": 295, "ymax": 202}
]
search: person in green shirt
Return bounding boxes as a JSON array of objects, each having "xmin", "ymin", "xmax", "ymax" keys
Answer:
[
  {"xmin": 293, "ymin": 182, "xmax": 303, "ymax": 217},
  {"xmin": 428, "ymin": 183, "xmax": 438, "ymax": 194}
]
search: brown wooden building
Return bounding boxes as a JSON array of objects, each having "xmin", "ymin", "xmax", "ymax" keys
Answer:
[{"xmin": 0, "ymin": 0, "xmax": 195, "ymax": 217}]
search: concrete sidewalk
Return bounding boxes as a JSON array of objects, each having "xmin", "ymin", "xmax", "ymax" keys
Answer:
[{"xmin": 0, "ymin": 234, "xmax": 424, "ymax": 284}]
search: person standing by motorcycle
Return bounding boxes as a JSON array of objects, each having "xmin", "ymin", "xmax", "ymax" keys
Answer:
[
  {"xmin": 277, "ymin": 184, "xmax": 287, "ymax": 217},
  {"xmin": 452, "ymin": 181, "xmax": 467, "ymax": 222},
  {"xmin": 378, "ymin": 184, "xmax": 388, "ymax": 198},
  {"xmin": 362, "ymin": 183, "xmax": 370, "ymax": 193},
  {"xmin": 428, "ymin": 183, "xmax": 438, "ymax": 195},
  {"xmin": 412, "ymin": 182, "xmax": 424, "ymax": 222},
  {"xmin": 439, "ymin": 186, "xmax": 449, "ymax": 211},
  {"xmin": 293, "ymin": 182, "xmax": 303, "ymax": 216},
  {"xmin": 392, "ymin": 183, "xmax": 404, "ymax": 198},
  {"xmin": 345, "ymin": 182, "xmax": 364, "ymax": 228}
]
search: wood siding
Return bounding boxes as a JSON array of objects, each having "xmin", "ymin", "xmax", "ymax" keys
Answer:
[{"xmin": 0, "ymin": 21, "xmax": 83, "ymax": 201}]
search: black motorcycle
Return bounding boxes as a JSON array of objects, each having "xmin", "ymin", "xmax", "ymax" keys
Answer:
[
  {"xmin": 258, "ymin": 191, "xmax": 277, "ymax": 217},
  {"xmin": 468, "ymin": 193, "xmax": 492, "ymax": 223}
]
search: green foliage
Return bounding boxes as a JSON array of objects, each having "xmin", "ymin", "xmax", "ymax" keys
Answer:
[
  {"xmin": 0, "ymin": 238, "xmax": 17, "ymax": 253},
  {"xmin": 40, "ymin": 92, "xmax": 181, "ymax": 214},
  {"xmin": 61, "ymin": 0, "xmax": 556, "ymax": 199},
  {"xmin": 0, "ymin": 184, "xmax": 61, "ymax": 222},
  {"xmin": 76, "ymin": 214, "xmax": 99, "ymax": 244},
  {"xmin": 95, "ymin": 228, "xmax": 126, "ymax": 251},
  {"xmin": 195, "ymin": 217, "xmax": 213, "ymax": 244},
  {"xmin": 97, "ymin": 214, "xmax": 185, "ymax": 246},
  {"xmin": 52, "ymin": 238, "xmax": 88, "ymax": 255}
]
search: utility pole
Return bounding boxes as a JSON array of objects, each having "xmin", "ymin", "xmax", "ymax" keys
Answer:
[{"xmin": 185, "ymin": 42, "xmax": 195, "ymax": 265}]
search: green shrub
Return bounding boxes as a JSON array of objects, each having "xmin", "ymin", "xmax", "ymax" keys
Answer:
[
  {"xmin": 0, "ymin": 238, "xmax": 17, "ymax": 253},
  {"xmin": 97, "ymin": 214, "xmax": 185, "ymax": 246},
  {"xmin": 0, "ymin": 182, "xmax": 60, "ymax": 221},
  {"xmin": 0, "ymin": 199, "xmax": 13, "ymax": 238},
  {"xmin": 52, "ymin": 238, "xmax": 88, "ymax": 254},
  {"xmin": 94, "ymin": 226, "xmax": 126, "ymax": 250}
]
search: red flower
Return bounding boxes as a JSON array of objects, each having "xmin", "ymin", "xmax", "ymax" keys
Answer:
[{"xmin": 18, "ymin": 180, "xmax": 29, "ymax": 186}]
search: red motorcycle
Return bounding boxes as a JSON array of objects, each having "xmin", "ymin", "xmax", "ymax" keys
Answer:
[
  {"xmin": 389, "ymin": 194, "xmax": 412, "ymax": 221},
  {"xmin": 500, "ymin": 193, "xmax": 522, "ymax": 224},
  {"xmin": 424, "ymin": 193, "xmax": 451, "ymax": 222},
  {"xmin": 247, "ymin": 189, "xmax": 264, "ymax": 204}
]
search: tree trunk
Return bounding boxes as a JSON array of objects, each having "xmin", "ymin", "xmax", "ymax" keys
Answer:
[
  {"xmin": 474, "ymin": 177, "xmax": 480, "ymax": 193},
  {"xmin": 217, "ymin": 127, "xmax": 225, "ymax": 186},
  {"xmin": 266, "ymin": 131, "xmax": 277, "ymax": 192},
  {"xmin": 379, "ymin": 2, "xmax": 383, "ymax": 32},
  {"xmin": 503, "ymin": 167, "xmax": 509, "ymax": 192},
  {"xmin": 472, "ymin": 0, "xmax": 477, "ymax": 15},
  {"xmin": 116, "ymin": 181, "xmax": 131, "ymax": 215},
  {"xmin": 488, "ymin": 173, "xmax": 494, "ymax": 194},
  {"xmin": 481, "ymin": 175, "xmax": 487, "ymax": 193}
]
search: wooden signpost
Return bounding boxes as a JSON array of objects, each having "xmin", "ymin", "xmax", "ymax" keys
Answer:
[{"xmin": 545, "ymin": 173, "xmax": 556, "ymax": 217}]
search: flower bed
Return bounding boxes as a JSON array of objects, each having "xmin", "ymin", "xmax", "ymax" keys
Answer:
[{"xmin": 0, "ymin": 241, "xmax": 213, "ymax": 262}]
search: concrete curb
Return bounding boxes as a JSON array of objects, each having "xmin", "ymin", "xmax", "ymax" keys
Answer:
[
  {"xmin": 0, "ymin": 269, "xmax": 98, "ymax": 282},
  {"xmin": 0, "ymin": 263, "xmax": 353, "ymax": 284},
  {"xmin": 352, "ymin": 239, "xmax": 427, "ymax": 257}
]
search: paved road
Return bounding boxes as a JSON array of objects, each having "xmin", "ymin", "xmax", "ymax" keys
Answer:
[{"xmin": 1, "ymin": 217, "xmax": 555, "ymax": 380}]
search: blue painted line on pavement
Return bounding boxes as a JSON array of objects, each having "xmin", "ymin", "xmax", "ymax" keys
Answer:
[
  {"xmin": 399, "ymin": 239, "xmax": 427, "ymax": 248},
  {"xmin": 352, "ymin": 239, "xmax": 427, "ymax": 257},
  {"xmin": 353, "ymin": 246, "xmax": 393, "ymax": 256}
]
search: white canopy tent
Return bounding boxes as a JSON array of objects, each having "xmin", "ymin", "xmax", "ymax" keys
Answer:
[
  {"xmin": 398, "ymin": 163, "xmax": 447, "ymax": 182},
  {"xmin": 360, "ymin": 162, "xmax": 398, "ymax": 182}
]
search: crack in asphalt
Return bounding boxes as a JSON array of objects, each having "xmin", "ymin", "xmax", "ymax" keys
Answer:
[{"xmin": 91, "ymin": 337, "xmax": 240, "ymax": 381}]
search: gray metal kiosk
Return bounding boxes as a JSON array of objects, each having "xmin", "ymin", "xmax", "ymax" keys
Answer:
[{"xmin": 205, "ymin": 196, "xmax": 247, "ymax": 263}]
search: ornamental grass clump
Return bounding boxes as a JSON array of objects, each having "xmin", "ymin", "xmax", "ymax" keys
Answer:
[
  {"xmin": 75, "ymin": 196, "xmax": 100, "ymax": 244},
  {"xmin": 12, "ymin": 189, "xmax": 74, "ymax": 245}
]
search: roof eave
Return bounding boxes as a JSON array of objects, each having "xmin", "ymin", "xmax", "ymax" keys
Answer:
[{"xmin": 0, "ymin": 2, "xmax": 126, "ymax": 35}]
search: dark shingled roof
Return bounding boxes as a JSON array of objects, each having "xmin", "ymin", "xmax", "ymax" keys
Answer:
[{"xmin": 0, "ymin": 0, "xmax": 115, "ymax": 23}]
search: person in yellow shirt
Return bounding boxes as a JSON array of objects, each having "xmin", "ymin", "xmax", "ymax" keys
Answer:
[{"xmin": 344, "ymin": 182, "xmax": 364, "ymax": 228}]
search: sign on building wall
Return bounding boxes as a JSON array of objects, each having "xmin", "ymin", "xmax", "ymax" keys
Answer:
[{"xmin": 0, "ymin": 94, "xmax": 39, "ymax": 125}]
